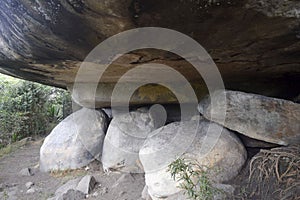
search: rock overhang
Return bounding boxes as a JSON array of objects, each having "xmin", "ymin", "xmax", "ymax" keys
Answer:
[{"xmin": 0, "ymin": 0, "xmax": 299, "ymax": 107}]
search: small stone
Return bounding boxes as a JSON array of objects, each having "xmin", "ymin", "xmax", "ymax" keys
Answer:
[
  {"xmin": 26, "ymin": 188, "xmax": 35, "ymax": 194},
  {"xmin": 61, "ymin": 189, "xmax": 85, "ymax": 200},
  {"xmin": 25, "ymin": 182, "xmax": 34, "ymax": 189},
  {"xmin": 54, "ymin": 177, "xmax": 81, "ymax": 197},
  {"xmin": 19, "ymin": 168, "xmax": 34, "ymax": 176},
  {"xmin": 76, "ymin": 175, "xmax": 96, "ymax": 195}
]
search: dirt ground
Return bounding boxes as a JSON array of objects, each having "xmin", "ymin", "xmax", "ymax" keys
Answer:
[
  {"xmin": 0, "ymin": 139, "xmax": 145, "ymax": 200},
  {"xmin": 1, "ymin": 139, "xmax": 299, "ymax": 200}
]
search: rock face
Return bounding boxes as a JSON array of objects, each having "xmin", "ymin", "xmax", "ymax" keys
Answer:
[
  {"xmin": 198, "ymin": 90, "xmax": 300, "ymax": 145},
  {"xmin": 40, "ymin": 108, "xmax": 108, "ymax": 172},
  {"xmin": 140, "ymin": 119, "xmax": 247, "ymax": 199},
  {"xmin": 102, "ymin": 107, "xmax": 165, "ymax": 173},
  {"xmin": 0, "ymin": 0, "xmax": 299, "ymax": 107},
  {"xmin": 76, "ymin": 175, "xmax": 97, "ymax": 195}
]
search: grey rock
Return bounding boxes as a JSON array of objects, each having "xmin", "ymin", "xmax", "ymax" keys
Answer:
[
  {"xmin": 50, "ymin": 177, "xmax": 88, "ymax": 200},
  {"xmin": 25, "ymin": 182, "xmax": 34, "ymax": 189},
  {"xmin": 198, "ymin": 90, "xmax": 300, "ymax": 145},
  {"xmin": 76, "ymin": 175, "xmax": 96, "ymax": 195},
  {"xmin": 40, "ymin": 108, "xmax": 108, "ymax": 172},
  {"xmin": 26, "ymin": 188, "xmax": 36, "ymax": 194},
  {"xmin": 61, "ymin": 189, "xmax": 85, "ymax": 200},
  {"xmin": 102, "ymin": 104, "xmax": 198, "ymax": 124},
  {"xmin": 140, "ymin": 119, "xmax": 247, "ymax": 199},
  {"xmin": 102, "ymin": 107, "xmax": 165, "ymax": 173},
  {"xmin": 19, "ymin": 168, "xmax": 34, "ymax": 176},
  {"xmin": 54, "ymin": 178, "xmax": 81, "ymax": 197}
]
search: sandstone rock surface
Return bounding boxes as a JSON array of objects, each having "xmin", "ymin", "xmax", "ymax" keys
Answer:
[{"xmin": 198, "ymin": 90, "xmax": 300, "ymax": 145}]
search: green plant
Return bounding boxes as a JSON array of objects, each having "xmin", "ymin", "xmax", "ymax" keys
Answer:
[
  {"xmin": 0, "ymin": 74, "xmax": 72, "ymax": 145},
  {"xmin": 3, "ymin": 190, "xmax": 9, "ymax": 200},
  {"xmin": 168, "ymin": 157, "xmax": 219, "ymax": 200}
]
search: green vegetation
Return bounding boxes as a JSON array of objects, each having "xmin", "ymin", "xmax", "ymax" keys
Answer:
[
  {"xmin": 168, "ymin": 157, "xmax": 219, "ymax": 200},
  {"xmin": 0, "ymin": 74, "xmax": 72, "ymax": 147}
]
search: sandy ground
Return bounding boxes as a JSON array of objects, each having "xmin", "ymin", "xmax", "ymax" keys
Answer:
[{"xmin": 0, "ymin": 139, "xmax": 145, "ymax": 200}]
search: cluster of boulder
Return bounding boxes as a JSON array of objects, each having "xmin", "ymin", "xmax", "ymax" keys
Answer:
[{"xmin": 40, "ymin": 90, "xmax": 300, "ymax": 199}]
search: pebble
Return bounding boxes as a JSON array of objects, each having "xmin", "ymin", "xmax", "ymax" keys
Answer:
[
  {"xmin": 25, "ymin": 182, "xmax": 34, "ymax": 189},
  {"xmin": 19, "ymin": 168, "xmax": 34, "ymax": 176},
  {"xmin": 26, "ymin": 188, "xmax": 35, "ymax": 194}
]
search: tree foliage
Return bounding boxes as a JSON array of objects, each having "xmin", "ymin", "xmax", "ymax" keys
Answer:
[{"xmin": 0, "ymin": 74, "xmax": 72, "ymax": 146}]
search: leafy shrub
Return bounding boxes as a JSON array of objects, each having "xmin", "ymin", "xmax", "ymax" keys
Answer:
[
  {"xmin": 168, "ymin": 157, "xmax": 220, "ymax": 200},
  {"xmin": 0, "ymin": 74, "xmax": 72, "ymax": 146}
]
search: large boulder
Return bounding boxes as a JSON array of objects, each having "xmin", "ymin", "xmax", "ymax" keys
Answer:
[
  {"xmin": 139, "ymin": 119, "xmax": 246, "ymax": 199},
  {"xmin": 40, "ymin": 108, "xmax": 108, "ymax": 172},
  {"xmin": 102, "ymin": 107, "xmax": 166, "ymax": 173},
  {"xmin": 198, "ymin": 90, "xmax": 300, "ymax": 145}
]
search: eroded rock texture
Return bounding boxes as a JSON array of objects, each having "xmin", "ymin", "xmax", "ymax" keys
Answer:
[
  {"xmin": 0, "ymin": 0, "xmax": 299, "ymax": 106},
  {"xmin": 198, "ymin": 90, "xmax": 300, "ymax": 145},
  {"xmin": 40, "ymin": 108, "xmax": 108, "ymax": 172},
  {"xmin": 102, "ymin": 107, "xmax": 165, "ymax": 173}
]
